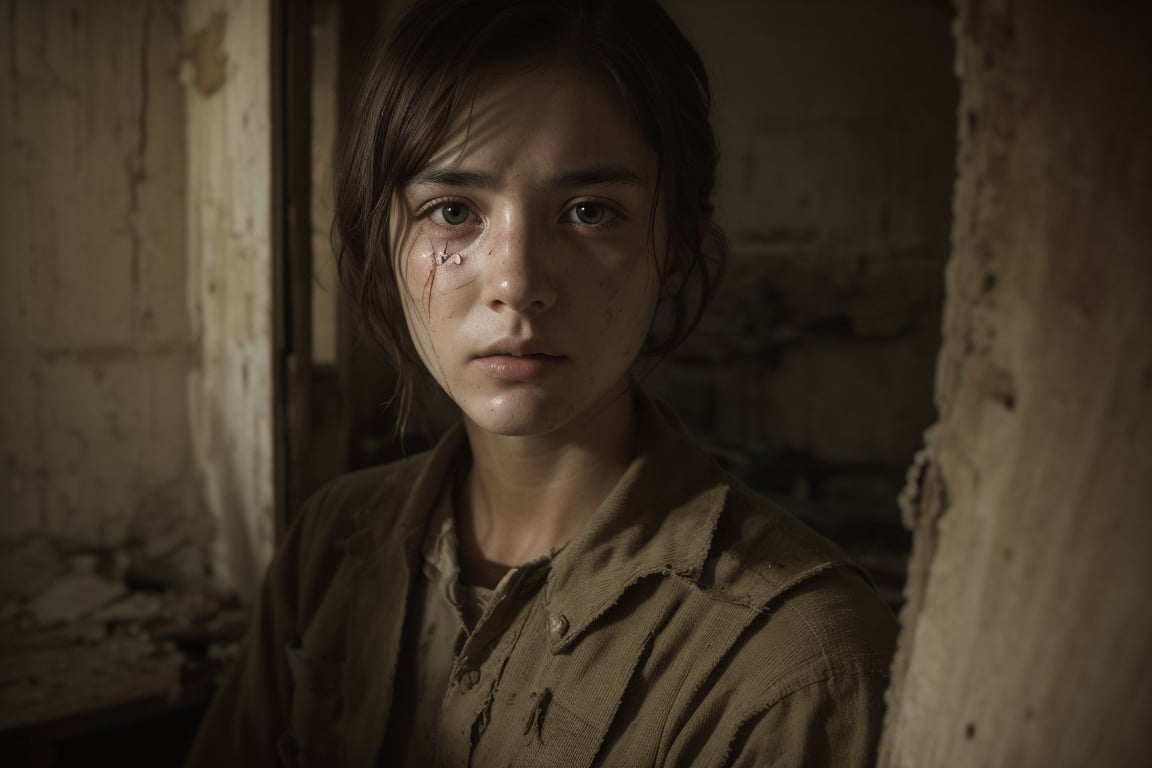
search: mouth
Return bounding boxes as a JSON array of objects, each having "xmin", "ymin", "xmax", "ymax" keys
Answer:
[
  {"xmin": 474, "ymin": 340, "xmax": 563, "ymax": 359},
  {"xmin": 473, "ymin": 342, "xmax": 565, "ymax": 381}
]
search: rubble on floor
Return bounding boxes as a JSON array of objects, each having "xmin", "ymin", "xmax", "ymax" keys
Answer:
[{"xmin": 0, "ymin": 536, "xmax": 247, "ymax": 741}]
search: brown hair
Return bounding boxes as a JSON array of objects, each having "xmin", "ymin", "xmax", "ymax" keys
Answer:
[{"xmin": 334, "ymin": 0, "xmax": 726, "ymax": 431}]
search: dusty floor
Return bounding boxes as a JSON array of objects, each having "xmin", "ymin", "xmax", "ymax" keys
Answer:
[{"xmin": 0, "ymin": 541, "xmax": 245, "ymax": 763}]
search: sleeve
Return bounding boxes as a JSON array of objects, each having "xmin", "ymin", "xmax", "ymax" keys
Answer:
[
  {"xmin": 725, "ymin": 669, "xmax": 890, "ymax": 768},
  {"xmin": 184, "ymin": 486, "xmax": 330, "ymax": 767}
]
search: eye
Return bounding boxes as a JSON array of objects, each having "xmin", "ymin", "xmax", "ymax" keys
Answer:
[
  {"xmin": 430, "ymin": 202, "xmax": 472, "ymax": 226},
  {"xmin": 565, "ymin": 201, "xmax": 618, "ymax": 229}
]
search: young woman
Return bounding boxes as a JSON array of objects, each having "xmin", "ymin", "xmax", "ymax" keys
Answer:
[{"xmin": 188, "ymin": 1, "xmax": 897, "ymax": 765}]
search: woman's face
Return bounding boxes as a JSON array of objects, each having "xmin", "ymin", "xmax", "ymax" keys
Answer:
[{"xmin": 392, "ymin": 59, "xmax": 665, "ymax": 438}]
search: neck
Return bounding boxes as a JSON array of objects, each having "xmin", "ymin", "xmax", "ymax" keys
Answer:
[{"xmin": 454, "ymin": 389, "xmax": 639, "ymax": 587}]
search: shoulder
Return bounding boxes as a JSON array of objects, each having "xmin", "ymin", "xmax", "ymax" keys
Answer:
[
  {"xmin": 301, "ymin": 452, "xmax": 432, "ymax": 530},
  {"xmin": 275, "ymin": 446, "xmax": 445, "ymax": 616},
  {"xmin": 635, "ymin": 394, "xmax": 897, "ymax": 676},
  {"xmin": 713, "ymin": 477, "xmax": 895, "ymax": 653},
  {"xmin": 291, "ymin": 421, "xmax": 468, "ymax": 552},
  {"xmin": 696, "ymin": 476, "xmax": 897, "ymax": 704},
  {"xmin": 288, "ymin": 451, "xmax": 433, "ymax": 556},
  {"xmin": 658, "ymin": 481, "xmax": 896, "ymax": 764}
]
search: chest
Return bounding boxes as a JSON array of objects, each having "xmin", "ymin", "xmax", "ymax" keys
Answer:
[{"xmin": 286, "ymin": 561, "xmax": 758, "ymax": 768}]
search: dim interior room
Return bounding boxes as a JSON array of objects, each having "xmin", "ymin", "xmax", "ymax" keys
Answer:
[{"xmin": 1, "ymin": 0, "xmax": 1149, "ymax": 766}]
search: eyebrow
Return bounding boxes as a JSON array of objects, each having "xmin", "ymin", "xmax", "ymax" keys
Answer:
[
  {"xmin": 406, "ymin": 165, "xmax": 646, "ymax": 190},
  {"xmin": 407, "ymin": 168, "xmax": 497, "ymax": 189}
]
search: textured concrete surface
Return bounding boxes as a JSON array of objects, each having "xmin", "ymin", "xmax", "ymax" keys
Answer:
[{"xmin": 880, "ymin": 2, "xmax": 1152, "ymax": 764}]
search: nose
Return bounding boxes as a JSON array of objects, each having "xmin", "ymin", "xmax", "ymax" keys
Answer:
[{"xmin": 482, "ymin": 214, "xmax": 557, "ymax": 314}]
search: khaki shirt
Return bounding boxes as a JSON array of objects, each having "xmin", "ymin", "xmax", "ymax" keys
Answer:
[
  {"xmin": 187, "ymin": 396, "xmax": 897, "ymax": 767},
  {"xmin": 385, "ymin": 471, "xmax": 558, "ymax": 764}
]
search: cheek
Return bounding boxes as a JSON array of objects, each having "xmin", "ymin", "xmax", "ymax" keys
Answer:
[
  {"xmin": 395, "ymin": 256, "xmax": 441, "ymax": 363},
  {"xmin": 400, "ymin": 250, "xmax": 434, "ymax": 311},
  {"xmin": 397, "ymin": 255, "xmax": 475, "ymax": 382},
  {"xmin": 588, "ymin": 268, "xmax": 660, "ymax": 354},
  {"xmin": 399, "ymin": 230, "xmax": 482, "ymax": 316}
]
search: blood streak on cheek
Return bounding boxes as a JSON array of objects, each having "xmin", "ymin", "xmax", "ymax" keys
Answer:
[{"xmin": 420, "ymin": 242, "xmax": 477, "ymax": 310}]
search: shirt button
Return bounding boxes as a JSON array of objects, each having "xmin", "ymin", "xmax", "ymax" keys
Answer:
[
  {"xmin": 458, "ymin": 667, "xmax": 480, "ymax": 691},
  {"xmin": 548, "ymin": 613, "xmax": 569, "ymax": 638}
]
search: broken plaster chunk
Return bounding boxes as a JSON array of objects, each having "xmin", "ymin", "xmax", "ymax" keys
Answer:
[
  {"xmin": 29, "ymin": 574, "xmax": 126, "ymax": 626},
  {"xmin": 91, "ymin": 591, "xmax": 162, "ymax": 623}
]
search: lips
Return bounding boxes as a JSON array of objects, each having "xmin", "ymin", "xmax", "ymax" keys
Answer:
[
  {"xmin": 475, "ymin": 339, "xmax": 561, "ymax": 358},
  {"xmin": 473, "ymin": 339, "xmax": 565, "ymax": 381}
]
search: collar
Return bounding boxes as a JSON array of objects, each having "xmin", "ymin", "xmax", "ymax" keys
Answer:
[
  {"xmin": 343, "ymin": 392, "xmax": 725, "ymax": 604},
  {"xmin": 541, "ymin": 393, "xmax": 729, "ymax": 651},
  {"xmin": 341, "ymin": 423, "xmax": 468, "ymax": 565},
  {"xmin": 343, "ymin": 392, "xmax": 849, "ymax": 655}
]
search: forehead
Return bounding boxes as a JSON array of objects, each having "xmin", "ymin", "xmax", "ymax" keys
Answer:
[{"xmin": 419, "ymin": 57, "xmax": 656, "ymax": 179}]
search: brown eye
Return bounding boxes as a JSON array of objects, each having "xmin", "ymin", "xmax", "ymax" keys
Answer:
[
  {"xmin": 573, "ymin": 203, "xmax": 606, "ymax": 225},
  {"xmin": 439, "ymin": 202, "xmax": 470, "ymax": 226}
]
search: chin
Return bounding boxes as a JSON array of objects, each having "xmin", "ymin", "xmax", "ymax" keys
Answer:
[{"xmin": 459, "ymin": 392, "xmax": 577, "ymax": 438}]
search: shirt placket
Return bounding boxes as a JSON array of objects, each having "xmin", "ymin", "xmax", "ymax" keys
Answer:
[{"xmin": 434, "ymin": 565, "xmax": 548, "ymax": 767}]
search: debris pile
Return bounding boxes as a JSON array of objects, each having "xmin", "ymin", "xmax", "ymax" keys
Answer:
[{"xmin": 0, "ymin": 535, "xmax": 247, "ymax": 735}]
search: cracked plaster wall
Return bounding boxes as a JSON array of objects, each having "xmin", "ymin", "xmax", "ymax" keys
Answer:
[
  {"xmin": 0, "ymin": 2, "xmax": 212, "ymax": 575},
  {"xmin": 0, "ymin": 0, "xmax": 274, "ymax": 604},
  {"xmin": 184, "ymin": 0, "xmax": 274, "ymax": 603},
  {"xmin": 879, "ymin": 2, "xmax": 1152, "ymax": 764}
]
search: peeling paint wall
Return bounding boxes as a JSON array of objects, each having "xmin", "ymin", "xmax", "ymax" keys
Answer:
[
  {"xmin": 183, "ymin": 0, "xmax": 274, "ymax": 603},
  {"xmin": 656, "ymin": 1, "xmax": 955, "ymax": 482},
  {"xmin": 0, "ymin": 2, "xmax": 212, "ymax": 575},
  {"xmin": 879, "ymin": 2, "xmax": 1152, "ymax": 764}
]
